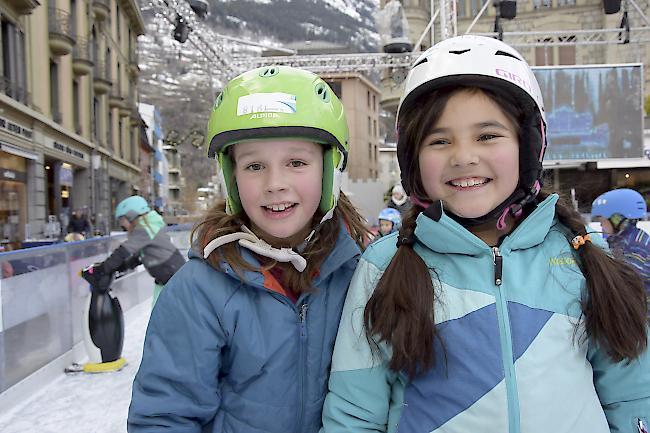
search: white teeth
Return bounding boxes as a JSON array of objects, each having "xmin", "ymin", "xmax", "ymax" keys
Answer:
[
  {"xmin": 451, "ymin": 178, "xmax": 487, "ymax": 188},
  {"xmin": 266, "ymin": 203, "xmax": 292, "ymax": 211}
]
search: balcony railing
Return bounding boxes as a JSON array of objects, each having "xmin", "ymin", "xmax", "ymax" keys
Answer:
[
  {"xmin": 129, "ymin": 49, "xmax": 139, "ymax": 77},
  {"xmin": 48, "ymin": 7, "xmax": 75, "ymax": 56},
  {"xmin": 0, "ymin": 76, "xmax": 31, "ymax": 105},
  {"xmin": 92, "ymin": 61, "xmax": 111, "ymax": 95},
  {"xmin": 92, "ymin": 0, "xmax": 110, "ymax": 21},
  {"xmin": 72, "ymin": 36, "xmax": 93, "ymax": 76}
]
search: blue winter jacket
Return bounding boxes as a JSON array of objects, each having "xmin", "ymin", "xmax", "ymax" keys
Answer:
[
  {"xmin": 127, "ymin": 225, "xmax": 361, "ymax": 433},
  {"xmin": 607, "ymin": 222, "xmax": 650, "ymax": 316},
  {"xmin": 322, "ymin": 194, "xmax": 650, "ymax": 433}
]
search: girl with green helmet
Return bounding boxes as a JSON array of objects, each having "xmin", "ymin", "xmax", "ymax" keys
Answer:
[{"xmin": 128, "ymin": 66, "xmax": 369, "ymax": 433}]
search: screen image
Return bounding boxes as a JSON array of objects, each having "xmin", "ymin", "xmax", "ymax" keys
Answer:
[{"xmin": 532, "ymin": 64, "xmax": 643, "ymax": 162}]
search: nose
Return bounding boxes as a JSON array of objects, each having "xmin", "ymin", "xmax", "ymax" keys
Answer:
[
  {"xmin": 265, "ymin": 165, "xmax": 288, "ymax": 193},
  {"xmin": 449, "ymin": 140, "xmax": 479, "ymax": 167}
]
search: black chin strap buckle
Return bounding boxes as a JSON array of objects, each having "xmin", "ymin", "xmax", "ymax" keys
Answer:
[{"xmin": 423, "ymin": 200, "xmax": 444, "ymax": 222}]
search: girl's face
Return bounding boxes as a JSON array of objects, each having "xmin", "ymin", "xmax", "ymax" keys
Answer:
[
  {"xmin": 418, "ymin": 89, "xmax": 520, "ymax": 219},
  {"xmin": 233, "ymin": 139, "xmax": 323, "ymax": 245}
]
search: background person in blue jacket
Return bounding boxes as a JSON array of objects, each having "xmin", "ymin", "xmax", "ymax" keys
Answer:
[
  {"xmin": 127, "ymin": 66, "xmax": 369, "ymax": 433},
  {"xmin": 93, "ymin": 195, "xmax": 185, "ymax": 306},
  {"xmin": 322, "ymin": 35, "xmax": 650, "ymax": 433},
  {"xmin": 592, "ymin": 188, "xmax": 650, "ymax": 314}
]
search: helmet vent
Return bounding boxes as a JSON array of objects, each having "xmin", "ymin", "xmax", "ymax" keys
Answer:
[
  {"xmin": 413, "ymin": 57, "xmax": 428, "ymax": 67},
  {"xmin": 213, "ymin": 93, "xmax": 223, "ymax": 109},
  {"xmin": 315, "ymin": 83, "xmax": 331, "ymax": 102},
  {"xmin": 449, "ymin": 49, "xmax": 471, "ymax": 55},
  {"xmin": 495, "ymin": 50, "xmax": 521, "ymax": 61},
  {"xmin": 260, "ymin": 66, "xmax": 279, "ymax": 77}
]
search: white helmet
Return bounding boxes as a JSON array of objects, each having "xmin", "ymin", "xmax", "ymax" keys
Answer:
[{"xmin": 396, "ymin": 35, "xmax": 548, "ymax": 226}]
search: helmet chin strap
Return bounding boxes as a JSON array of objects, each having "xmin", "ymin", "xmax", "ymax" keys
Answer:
[
  {"xmin": 447, "ymin": 183, "xmax": 540, "ymax": 229},
  {"xmin": 203, "ymin": 225, "xmax": 307, "ymax": 272}
]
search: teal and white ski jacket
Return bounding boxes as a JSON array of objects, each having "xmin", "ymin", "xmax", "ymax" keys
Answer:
[{"xmin": 322, "ymin": 194, "xmax": 650, "ymax": 433}]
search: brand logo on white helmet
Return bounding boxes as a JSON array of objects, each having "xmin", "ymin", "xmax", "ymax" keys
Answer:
[{"xmin": 495, "ymin": 68, "xmax": 531, "ymax": 93}]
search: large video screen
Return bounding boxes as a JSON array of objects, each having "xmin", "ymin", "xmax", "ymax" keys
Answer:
[{"xmin": 532, "ymin": 64, "xmax": 644, "ymax": 162}]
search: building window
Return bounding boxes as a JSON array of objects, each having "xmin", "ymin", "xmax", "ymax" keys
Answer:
[
  {"xmin": 470, "ymin": 0, "xmax": 487, "ymax": 15},
  {"xmin": 458, "ymin": 0, "xmax": 467, "ymax": 17},
  {"xmin": 325, "ymin": 80, "xmax": 342, "ymax": 99},
  {"xmin": 116, "ymin": 4, "xmax": 120, "ymax": 41},
  {"xmin": 533, "ymin": 0, "xmax": 552, "ymax": 9},
  {"xmin": 367, "ymin": 90, "xmax": 371, "ymax": 108},
  {"xmin": 93, "ymin": 96, "xmax": 99, "ymax": 142},
  {"xmin": 558, "ymin": 36, "xmax": 576, "ymax": 64},
  {"xmin": 373, "ymin": 119, "xmax": 378, "ymax": 137},
  {"xmin": 372, "ymin": 94, "xmax": 376, "ymax": 112},
  {"xmin": 73, "ymin": 80, "xmax": 81, "ymax": 134},
  {"xmin": 535, "ymin": 38, "xmax": 553, "ymax": 65},
  {"xmin": 50, "ymin": 60, "xmax": 60, "ymax": 122},
  {"xmin": 119, "ymin": 118, "xmax": 124, "ymax": 159},
  {"xmin": 1, "ymin": 16, "xmax": 27, "ymax": 104},
  {"xmin": 108, "ymin": 110, "xmax": 113, "ymax": 150},
  {"xmin": 368, "ymin": 116, "xmax": 372, "ymax": 135},
  {"xmin": 368, "ymin": 142, "xmax": 372, "ymax": 161},
  {"xmin": 106, "ymin": 47, "xmax": 111, "ymax": 80},
  {"xmin": 70, "ymin": 0, "xmax": 77, "ymax": 36},
  {"xmin": 557, "ymin": 0, "xmax": 576, "ymax": 5}
]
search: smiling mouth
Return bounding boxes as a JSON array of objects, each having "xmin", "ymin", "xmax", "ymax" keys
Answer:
[
  {"xmin": 447, "ymin": 177, "xmax": 491, "ymax": 189},
  {"xmin": 263, "ymin": 202, "xmax": 297, "ymax": 213}
]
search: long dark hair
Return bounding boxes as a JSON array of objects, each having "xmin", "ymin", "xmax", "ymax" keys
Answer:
[{"xmin": 365, "ymin": 86, "xmax": 648, "ymax": 379}]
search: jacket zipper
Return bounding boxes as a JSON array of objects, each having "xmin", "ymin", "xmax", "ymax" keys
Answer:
[
  {"xmin": 492, "ymin": 247, "xmax": 503, "ymax": 286},
  {"xmin": 492, "ymin": 246, "xmax": 520, "ymax": 432},
  {"xmin": 295, "ymin": 303, "xmax": 309, "ymax": 433}
]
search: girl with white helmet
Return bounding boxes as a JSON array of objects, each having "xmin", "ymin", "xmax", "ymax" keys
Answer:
[
  {"xmin": 128, "ymin": 66, "xmax": 369, "ymax": 433},
  {"xmin": 322, "ymin": 36, "xmax": 650, "ymax": 433}
]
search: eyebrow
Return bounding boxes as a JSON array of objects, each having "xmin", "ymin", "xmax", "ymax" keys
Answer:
[{"xmin": 428, "ymin": 121, "xmax": 510, "ymax": 135}]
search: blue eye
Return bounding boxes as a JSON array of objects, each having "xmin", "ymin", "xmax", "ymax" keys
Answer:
[{"xmin": 246, "ymin": 163, "xmax": 263, "ymax": 171}]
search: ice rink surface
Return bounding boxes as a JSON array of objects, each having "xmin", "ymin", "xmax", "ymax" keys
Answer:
[{"xmin": 0, "ymin": 301, "xmax": 151, "ymax": 433}]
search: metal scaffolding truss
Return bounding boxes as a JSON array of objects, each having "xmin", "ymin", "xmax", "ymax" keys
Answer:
[
  {"xmin": 149, "ymin": 0, "xmax": 650, "ymax": 79},
  {"xmin": 232, "ymin": 52, "xmax": 418, "ymax": 74},
  {"xmin": 231, "ymin": 26, "xmax": 650, "ymax": 73}
]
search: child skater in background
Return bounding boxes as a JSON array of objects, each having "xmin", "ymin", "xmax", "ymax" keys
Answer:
[
  {"xmin": 322, "ymin": 35, "xmax": 650, "ymax": 433},
  {"xmin": 127, "ymin": 66, "xmax": 369, "ymax": 433},
  {"xmin": 370, "ymin": 207, "xmax": 402, "ymax": 245}
]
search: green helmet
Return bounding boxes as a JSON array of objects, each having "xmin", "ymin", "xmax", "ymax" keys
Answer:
[{"xmin": 206, "ymin": 65, "xmax": 349, "ymax": 219}]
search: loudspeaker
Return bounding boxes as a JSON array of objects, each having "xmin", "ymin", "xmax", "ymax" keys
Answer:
[
  {"xmin": 500, "ymin": 1, "xmax": 517, "ymax": 19},
  {"xmin": 603, "ymin": 0, "xmax": 622, "ymax": 14}
]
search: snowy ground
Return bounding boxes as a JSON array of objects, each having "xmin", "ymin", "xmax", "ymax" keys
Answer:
[{"xmin": 0, "ymin": 301, "xmax": 151, "ymax": 433}]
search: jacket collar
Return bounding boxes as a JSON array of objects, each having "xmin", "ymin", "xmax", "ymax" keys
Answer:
[
  {"xmin": 414, "ymin": 194, "xmax": 559, "ymax": 256},
  {"xmin": 188, "ymin": 221, "xmax": 361, "ymax": 290}
]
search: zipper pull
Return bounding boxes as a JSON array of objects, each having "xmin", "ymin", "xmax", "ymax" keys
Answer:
[
  {"xmin": 299, "ymin": 303, "xmax": 309, "ymax": 323},
  {"xmin": 298, "ymin": 304, "xmax": 309, "ymax": 338},
  {"xmin": 492, "ymin": 247, "xmax": 503, "ymax": 286}
]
